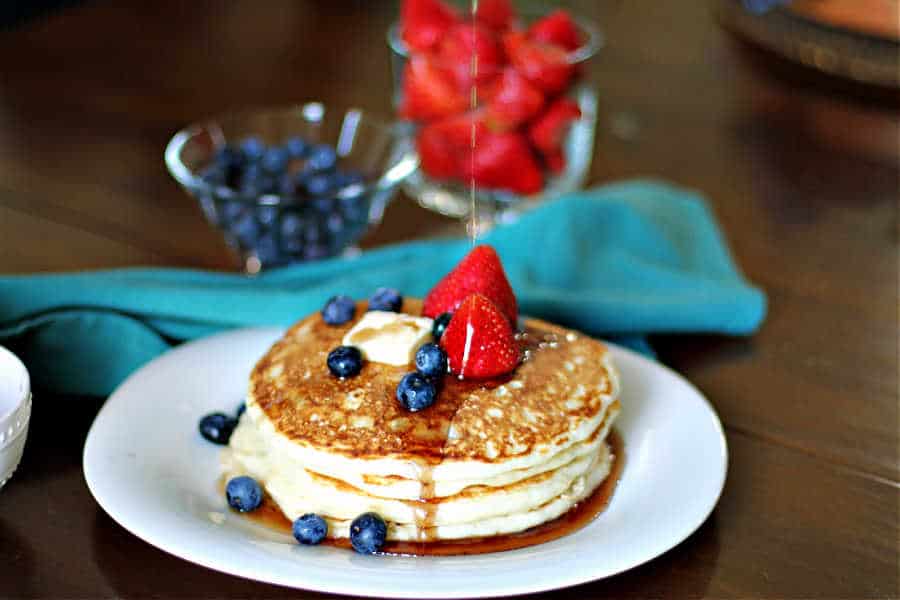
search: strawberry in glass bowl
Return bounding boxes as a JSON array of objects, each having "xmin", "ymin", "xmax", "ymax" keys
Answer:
[{"xmin": 387, "ymin": 0, "xmax": 601, "ymax": 225}]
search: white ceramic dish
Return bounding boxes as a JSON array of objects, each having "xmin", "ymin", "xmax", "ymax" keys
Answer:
[
  {"xmin": 83, "ymin": 327, "xmax": 727, "ymax": 598},
  {"xmin": 0, "ymin": 345, "xmax": 31, "ymax": 490}
]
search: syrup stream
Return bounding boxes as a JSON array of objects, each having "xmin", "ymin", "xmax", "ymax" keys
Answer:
[{"xmin": 468, "ymin": 0, "xmax": 479, "ymax": 247}]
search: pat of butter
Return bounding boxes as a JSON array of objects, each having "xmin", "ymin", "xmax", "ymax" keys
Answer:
[{"xmin": 342, "ymin": 311, "xmax": 434, "ymax": 366}]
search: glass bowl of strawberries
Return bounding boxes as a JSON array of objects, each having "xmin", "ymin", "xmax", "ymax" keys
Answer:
[{"xmin": 388, "ymin": 0, "xmax": 601, "ymax": 224}]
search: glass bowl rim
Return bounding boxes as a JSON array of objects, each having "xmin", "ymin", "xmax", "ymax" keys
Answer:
[
  {"xmin": 386, "ymin": 9, "xmax": 604, "ymax": 66},
  {"xmin": 164, "ymin": 101, "xmax": 417, "ymax": 207}
]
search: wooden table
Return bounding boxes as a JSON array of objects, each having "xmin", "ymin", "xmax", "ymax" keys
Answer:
[{"xmin": 0, "ymin": 1, "xmax": 897, "ymax": 597}]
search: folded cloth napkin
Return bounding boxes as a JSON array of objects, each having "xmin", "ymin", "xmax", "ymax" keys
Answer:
[{"xmin": 0, "ymin": 180, "xmax": 766, "ymax": 396}]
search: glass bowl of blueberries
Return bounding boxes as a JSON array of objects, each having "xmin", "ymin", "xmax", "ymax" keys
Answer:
[{"xmin": 165, "ymin": 102, "xmax": 418, "ymax": 273}]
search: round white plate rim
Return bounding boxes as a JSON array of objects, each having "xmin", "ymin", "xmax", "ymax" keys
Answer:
[{"xmin": 83, "ymin": 327, "xmax": 727, "ymax": 599}]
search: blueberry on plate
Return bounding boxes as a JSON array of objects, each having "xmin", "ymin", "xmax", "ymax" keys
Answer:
[
  {"xmin": 368, "ymin": 287, "xmax": 402, "ymax": 312},
  {"xmin": 293, "ymin": 513, "xmax": 328, "ymax": 546},
  {"xmin": 396, "ymin": 372, "xmax": 437, "ymax": 412},
  {"xmin": 327, "ymin": 346, "xmax": 363, "ymax": 378},
  {"xmin": 431, "ymin": 312, "xmax": 453, "ymax": 342},
  {"xmin": 415, "ymin": 343, "xmax": 447, "ymax": 379},
  {"xmin": 306, "ymin": 144, "xmax": 337, "ymax": 172},
  {"xmin": 225, "ymin": 476, "xmax": 263, "ymax": 512},
  {"xmin": 322, "ymin": 295, "xmax": 356, "ymax": 325},
  {"xmin": 198, "ymin": 412, "xmax": 237, "ymax": 444},
  {"xmin": 349, "ymin": 512, "xmax": 387, "ymax": 554}
]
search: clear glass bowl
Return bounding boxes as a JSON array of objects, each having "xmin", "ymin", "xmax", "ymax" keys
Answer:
[
  {"xmin": 387, "ymin": 7, "xmax": 601, "ymax": 228},
  {"xmin": 165, "ymin": 103, "xmax": 418, "ymax": 273}
]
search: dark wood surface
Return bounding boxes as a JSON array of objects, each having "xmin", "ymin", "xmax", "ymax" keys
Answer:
[{"xmin": 0, "ymin": 1, "xmax": 897, "ymax": 598}]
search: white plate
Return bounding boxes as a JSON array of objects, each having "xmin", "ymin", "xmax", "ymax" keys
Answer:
[{"xmin": 83, "ymin": 327, "xmax": 727, "ymax": 598}]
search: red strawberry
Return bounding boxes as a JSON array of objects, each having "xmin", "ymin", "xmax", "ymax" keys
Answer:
[
  {"xmin": 474, "ymin": 0, "xmax": 515, "ymax": 31},
  {"xmin": 542, "ymin": 149, "xmax": 566, "ymax": 174},
  {"xmin": 400, "ymin": 56, "xmax": 468, "ymax": 121},
  {"xmin": 502, "ymin": 31, "xmax": 574, "ymax": 95},
  {"xmin": 436, "ymin": 23, "xmax": 503, "ymax": 93},
  {"xmin": 423, "ymin": 245, "xmax": 518, "ymax": 323},
  {"xmin": 527, "ymin": 98, "xmax": 581, "ymax": 156},
  {"xmin": 528, "ymin": 10, "xmax": 583, "ymax": 51},
  {"xmin": 417, "ymin": 111, "xmax": 488, "ymax": 180},
  {"xmin": 468, "ymin": 130, "xmax": 543, "ymax": 195},
  {"xmin": 485, "ymin": 68, "xmax": 545, "ymax": 130},
  {"xmin": 400, "ymin": 0, "xmax": 459, "ymax": 53},
  {"xmin": 440, "ymin": 293, "xmax": 521, "ymax": 379}
]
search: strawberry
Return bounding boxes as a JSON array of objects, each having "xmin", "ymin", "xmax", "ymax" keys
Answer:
[
  {"xmin": 528, "ymin": 10, "xmax": 583, "ymax": 51},
  {"xmin": 542, "ymin": 149, "xmax": 566, "ymax": 174},
  {"xmin": 474, "ymin": 0, "xmax": 515, "ymax": 31},
  {"xmin": 502, "ymin": 31, "xmax": 574, "ymax": 95},
  {"xmin": 469, "ymin": 130, "xmax": 543, "ymax": 195},
  {"xmin": 416, "ymin": 111, "xmax": 488, "ymax": 180},
  {"xmin": 423, "ymin": 245, "xmax": 518, "ymax": 323},
  {"xmin": 527, "ymin": 98, "xmax": 581, "ymax": 157},
  {"xmin": 436, "ymin": 23, "xmax": 503, "ymax": 94},
  {"xmin": 485, "ymin": 68, "xmax": 545, "ymax": 130},
  {"xmin": 400, "ymin": 55, "xmax": 468, "ymax": 121},
  {"xmin": 440, "ymin": 293, "xmax": 521, "ymax": 379},
  {"xmin": 400, "ymin": 0, "xmax": 459, "ymax": 53}
]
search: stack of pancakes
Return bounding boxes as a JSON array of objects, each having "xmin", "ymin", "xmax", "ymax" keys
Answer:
[{"xmin": 225, "ymin": 300, "xmax": 620, "ymax": 542}]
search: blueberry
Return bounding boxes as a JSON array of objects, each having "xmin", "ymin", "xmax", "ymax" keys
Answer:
[
  {"xmin": 220, "ymin": 201, "xmax": 247, "ymax": 225},
  {"xmin": 225, "ymin": 476, "xmax": 263, "ymax": 512},
  {"xmin": 415, "ymin": 343, "xmax": 447, "ymax": 379},
  {"xmin": 327, "ymin": 346, "xmax": 363, "ymax": 378},
  {"xmin": 256, "ymin": 205, "xmax": 279, "ymax": 227},
  {"xmin": 349, "ymin": 512, "xmax": 387, "ymax": 554},
  {"xmin": 235, "ymin": 402, "xmax": 246, "ymax": 418},
  {"xmin": 326, "ymin": 213, "xmax": 344, "ymax": 234},
  {"xmin": 292, "ymin": 513, "xmax": 328, "ymax": 545},
  {"xmin": 215, "ymin": 145, "xmax": 244, "ymax": 170},
  {"xmin": 322, "ymin": 295, "xmax": 356, "ymax": 325},
  {"xmin": 254, "ymin": 233, "xmax": 281, "ymax": 265},
  {"xmin": 278, "ymin": 173, "xmax": 299, "ymax": 197},
  {"xmin": 396, "ymin": 372, "xmax": 437, "ymax": 412},
  {"xmin": 368, "ymin": 288, "xmax": 402, "ymax": 312},
  {"xmin": 280, "ymin": 211, "xmax": 304, "ymax": 237},
  {"xmin": 261, "ymin": 147, "xmax": 290, "ymax": 174},
  {"xmin": 240, "ymin": 137, "xmax": 266, "ymax": 162},
  {"xmin": 304, "ymin": 243, "xmax": 329, "ymax": 260},
  {"xmin": 285, "ymin": 136, "xmax": 309, "ymax": 159},
  {"xmin": 311, "ymin": 197, "xmax": 334, "ymax": 214},
  {"xmin": 198, "ymin": 412, "xmax": 237, "ymax": 444},
  {"xmin": 305, "ymin": 173, "xmax": 335, "ymax": 197},
  {"xmin": 432, "ymin": 312, "xmax": 453, "ymax": 342},
  {"xmin": 230, "ymin": 212, "xmax": 260, "ymax": 246},
  {"xmin": 201, "ymin": 164, "xmax": 227, "ymax": 187},
  {"xmin": 307, "ymin": 144, "xmax": 337, "ymax": 172}
]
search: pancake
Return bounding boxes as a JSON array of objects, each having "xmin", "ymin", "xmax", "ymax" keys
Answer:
[{"xmin": 225, "ymin": 299, "xmax": 621, "ymax": 542}]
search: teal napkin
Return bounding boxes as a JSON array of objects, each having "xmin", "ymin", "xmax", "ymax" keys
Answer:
[{"xmin": 0, "ymin": 180, "xmax": 766, "ymax": 396}]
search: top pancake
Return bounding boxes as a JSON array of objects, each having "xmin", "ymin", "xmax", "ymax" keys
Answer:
[{"xmin": 248, "ymin": 299, "xmax": 618, "ymax": 480}]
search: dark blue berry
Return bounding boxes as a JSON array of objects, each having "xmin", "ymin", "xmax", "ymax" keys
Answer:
[
  {"xmin": 285, "ymin": 136, "xmax": 309, "ymax": 159},
  {"xmin": 230, "ymin": 212, "xmax": 260, "ymax": 246},
  {"xmin": 256, "ymin": 205, "xmax": 279, "ymax": 227},
  {"xmin": 214, "ymin": 145, "xmax": 243, "ymax": 170},
  {"xmin": 198, "ymin": 412, "xmax": 237, "ymax": 444},
  {"xmin": 235, "ymin": 402, "xmax": 246, "ymax": 418},
  {"xmin": 279, "ymin": 212, "xmax": 304, "ymax": 238},
  {"xmin": 261, "ymin": 147, "xmax": 290, "ymax": 173},
  {"xmin": 327, "ymin": 346, "xmax": 363, "ymax": 378},
  {"xmin": 326, "ymin": 213, "xmax": 344, "ymax": 234},
  {"xmin": 254, "ymin": 234, "xmax": 281, "ymax": 265},
  {"xmin": 307, "ymin": 145, "xmax": 337, "ymax": 172},
  {"xmin": 304, "ymin": 173, "xmax": 335, "ymax": 197},
  {"xmin": 368, "ymin": 288, "xmax": 402, "ymax": 312},
  {"xmin": 349, "ymin": 512, "xmax": 387, "ymax": 554},
  {"xmin": 396, "ymin": 372, "xmax": 437, "ymax": 412},
  {"xmin": 292, "ymin": 513, "xmax": 328, "ymax": 545},
  {"xmin": 415, "ymin": 343, "xmax": 447, "ymax": 378},
  {"xmin": 225, "ymin": 476, "xmax": 263, "ymax": 512},
  {"xmin": 432, "ymin": 313, "xmax": 453, "ymax": 342},
  {"xmin": 240, "ymin": 137, "xmax": 266, "ymax": 162},
  {"xmin": 322, "ymin": 295, "xmax": 356, "ymax": 325}
]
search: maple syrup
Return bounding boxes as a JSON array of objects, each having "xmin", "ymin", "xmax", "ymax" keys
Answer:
[{"xmin": 237, "ymin": 430, "xmax": 624, "ymax": 556}]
